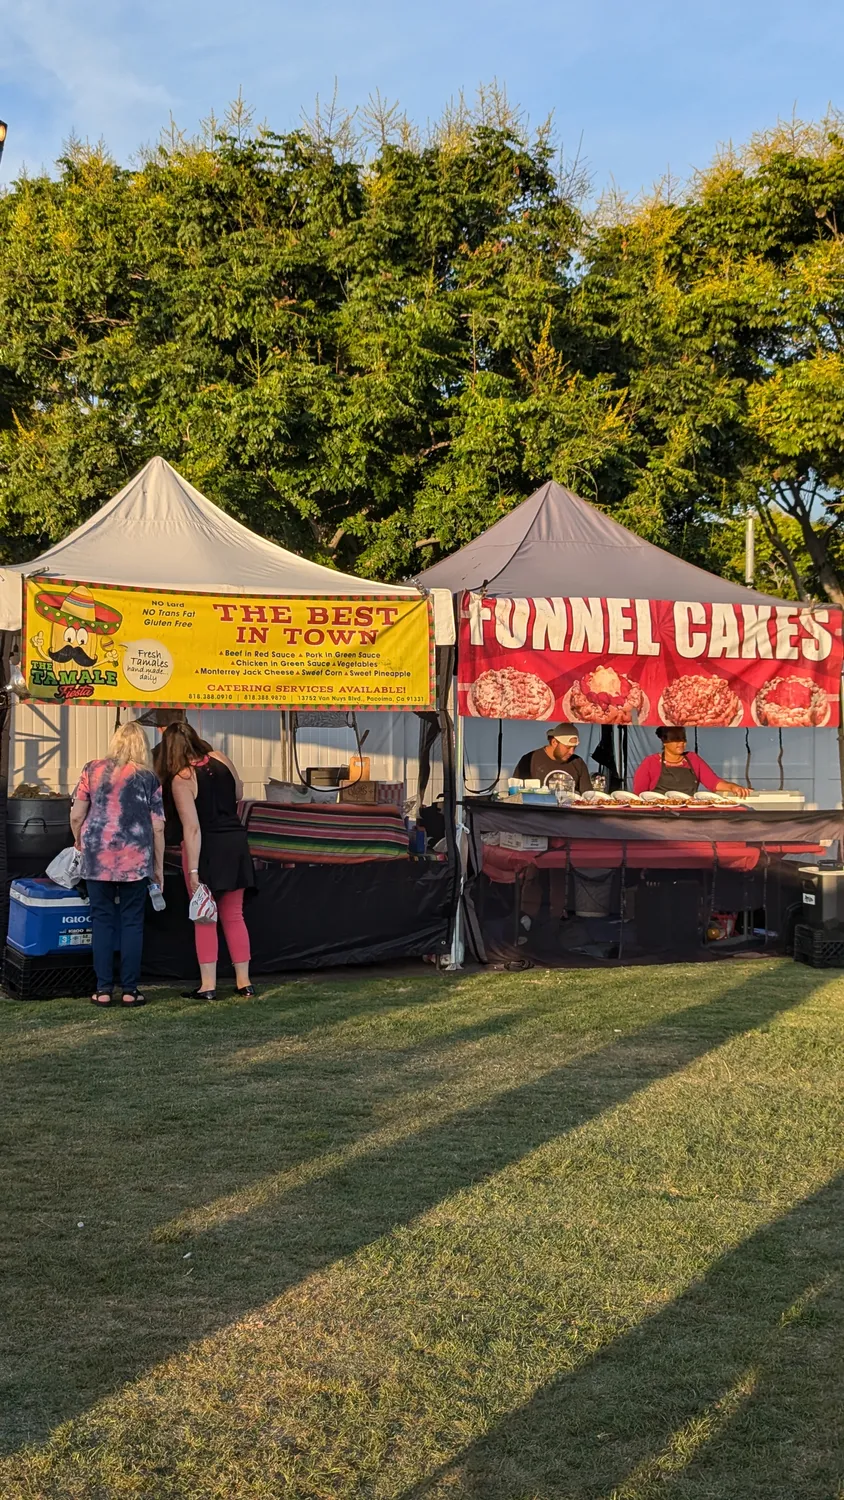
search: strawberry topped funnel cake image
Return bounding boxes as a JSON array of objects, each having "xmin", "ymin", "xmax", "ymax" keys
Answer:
[
  {"xmin": 753, "ymin": 677, "xmax": 830, "ymax": 727},
  {"xmin": 566, "ymin": 666, "xmax": 645, "ymax": 725}
]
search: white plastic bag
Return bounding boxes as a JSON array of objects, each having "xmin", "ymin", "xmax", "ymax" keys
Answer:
[
  {"xmin": 46, "ymin": 845, "xmax": 83, "ymax": 888},
  {"xmin": 189, "ymin": 883, "xmax": 218, "ymax": 923}
]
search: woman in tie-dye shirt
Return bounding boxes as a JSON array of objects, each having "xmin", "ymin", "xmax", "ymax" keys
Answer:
[{"xmin": 71, "ymin": 722, "xmax": 165, "ymax": 1008}]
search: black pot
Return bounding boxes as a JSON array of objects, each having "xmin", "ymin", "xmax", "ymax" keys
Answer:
[{"xmin": 6, "ymin": 796, "xmax": 73, "ymax": 862}]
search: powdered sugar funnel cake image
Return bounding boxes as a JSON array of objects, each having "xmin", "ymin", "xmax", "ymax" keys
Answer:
[
  {"xmin": 659, "ymin": 676, "xmax": 742, "ymax": 727},
  {"xmin": 564, "ymin": 666, "xmax": 646, "ymax": 724},
  {"xmin": 752, "ymin": 677, "xmax": 831, "ymax": 727},
  {"xmin": 466, "ymin": 668, "xmax": 555, "ymax": 719}
]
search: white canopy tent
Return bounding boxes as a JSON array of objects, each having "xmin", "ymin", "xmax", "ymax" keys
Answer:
[
  {"xmin": 2, "ymin": 457, "xmax": 452, "ymax": 797},
  {"xmin": 0, "ymin": 456, "xmax": 423, "ymax": 628}
]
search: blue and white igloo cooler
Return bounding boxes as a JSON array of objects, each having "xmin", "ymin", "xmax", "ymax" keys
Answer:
[{"xmin": 7, "ymin": 878, "xmax": 92, "ymax": 956}]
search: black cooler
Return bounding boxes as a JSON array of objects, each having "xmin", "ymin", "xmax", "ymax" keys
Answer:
[{"xmin": 799, "ymin": 864, "xmax": 844, "ymax": 929}]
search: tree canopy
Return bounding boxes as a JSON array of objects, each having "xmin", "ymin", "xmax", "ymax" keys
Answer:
[
  {"xmin": 575, "ymin": 115, "xmax": 844, "ymax": 603},
  {"xmin": 2, "ymin": 101, "xmax": 844, "ymax": 597},
  {"xmin": 0, "ymin": 96, "xmax": 626, "ymax": 579}
]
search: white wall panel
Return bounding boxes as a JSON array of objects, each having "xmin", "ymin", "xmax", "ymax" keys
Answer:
[
  {"xmin": 189, "ymin": 710, "xmax": 285, "ymax": 799},
  {"xmin": 289, "ymin": 712, "xmax": 420, "ymax": 798},
  {"xmin": 10, "ymin": 701, "xmax": 113, "ymax": 792}
]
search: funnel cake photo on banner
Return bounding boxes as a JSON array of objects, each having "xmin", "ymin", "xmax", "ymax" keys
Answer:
[
  {"xmin": 659, "ymin": 675, "xmax": 742, "ymax": 726},
  {"xmin": 565, "ymin": 666, "xmax": 646, "ymax": 724},
  {"xmin": 753, "ymin": 676, "xmax": 830, "ymax": 727},
  {"xmin": 466, "ymin": 667, "xmax": 555, "ymax": 719}
]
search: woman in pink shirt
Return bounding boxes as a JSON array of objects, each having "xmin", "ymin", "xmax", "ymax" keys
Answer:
[{"xmin": 633, "ymin": 727, "xmax": 749, "ymax": 797}]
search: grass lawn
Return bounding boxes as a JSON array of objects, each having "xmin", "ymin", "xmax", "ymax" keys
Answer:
[{"xmin": 1, "ymin": 960, "xmax": 843, "ymax": 1499}]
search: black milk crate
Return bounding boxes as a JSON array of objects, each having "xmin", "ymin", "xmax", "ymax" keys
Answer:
[
  {"xmin": 793, "ymin": 923, "xmax": 844, "ymax": 970},
  {"xmin": 2, "ymin": 943, "xmax": 96, "ymax": 1001}
]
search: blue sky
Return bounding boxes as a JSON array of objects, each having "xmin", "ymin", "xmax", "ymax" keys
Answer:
[{"xmin": 2, "ymin": 0, "xmax": 843, "ymax": 197}]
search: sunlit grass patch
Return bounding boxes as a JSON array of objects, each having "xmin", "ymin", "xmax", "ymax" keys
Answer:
[{"xmin": 1, "ymin": 961, "xmax": 842, "ymax": 1497}]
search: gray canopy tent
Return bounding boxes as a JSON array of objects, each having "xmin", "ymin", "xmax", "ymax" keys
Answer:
[
  {"xmin": 417, "ymin": 481, "xmax": 835, "ymax": 967},
  {"xmin": 417, "ymin": 479, "xmax": 783, "ymax": 605}
]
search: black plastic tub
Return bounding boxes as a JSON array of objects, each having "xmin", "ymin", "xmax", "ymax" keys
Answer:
[{"xmin": 6, "ymin": 797, "xmax": 73, "ymax": 863}]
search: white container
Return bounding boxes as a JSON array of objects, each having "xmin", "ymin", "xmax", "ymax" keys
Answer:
[
  {"xmin": 499, "ymin": 832, "xmax": 548, "ymax": 852},
  {"xmin": 744, "ymin": 790, "xmax": 805, "ymax": 811}
]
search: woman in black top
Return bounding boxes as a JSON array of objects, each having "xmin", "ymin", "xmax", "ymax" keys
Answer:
[{"xmin": 159, "ymin": 723, "xmax": 255, "ymax": 1001}]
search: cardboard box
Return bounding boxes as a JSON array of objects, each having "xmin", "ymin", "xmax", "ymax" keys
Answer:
[
  {"xmin": 339, "ymin": 781, "xmax": 377, "ymax": 805},
  {"xmin": 499, "ymin": 832, "xmax": 548, "ymax": 852},
  {"xmin": 340, "ymin": 755, "xmax": 370, "ymax": 786},
  {"xmin": 338, "ymin": 780, "xmax": 405, "ymax": 807},
  {"xmin": 375, "ymin": 782, "xmax": 404, "ymax": 805}
]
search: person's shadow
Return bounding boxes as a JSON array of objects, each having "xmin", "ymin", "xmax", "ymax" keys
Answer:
[{"xmin": 1, "ymin": 964, "xmax": 832, "ymax": 1462}]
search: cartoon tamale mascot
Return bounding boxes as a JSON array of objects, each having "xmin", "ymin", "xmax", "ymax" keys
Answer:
[{"xmin": 30, "ymin": 585, "xmax": 123, "ymax": 670}]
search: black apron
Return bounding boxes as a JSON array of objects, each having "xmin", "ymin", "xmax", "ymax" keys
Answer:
[{"xmin": 654, "ymin": 752, "xmax": 699, "ymax": 795}]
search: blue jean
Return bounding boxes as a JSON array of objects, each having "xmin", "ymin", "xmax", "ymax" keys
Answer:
[{"xmin": 86, "ymin": 879, "xmax": 148, "ymax": 993}]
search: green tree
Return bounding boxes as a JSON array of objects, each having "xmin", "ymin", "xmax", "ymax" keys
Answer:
[
  {"xmin": 575, "ymin": 115, "xmax": 844, "ymax": 603},
  {"xmin": 0, "ymin": 93, "xmax": 628, "ymax": 580}
]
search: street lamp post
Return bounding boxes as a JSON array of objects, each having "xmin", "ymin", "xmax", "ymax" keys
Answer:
[{"xmin": 0, "ymin": 122, "xmax": 7, "ymax": 168}]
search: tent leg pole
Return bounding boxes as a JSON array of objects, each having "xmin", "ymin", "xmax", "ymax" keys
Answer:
[
  {"xmin": 838, "ymin": 678, "xmax": 844, "ymax": 818},
  {"xmin": 445, "ymin": 685, "xmax": 465, "ymax": 970},
  {"xmin": 280, "ymin": 710, "xmax": 292, "ymax": 784},
  {"xmin": 0, "ymin": 632, "xmax": 12, "ymax": 944}
]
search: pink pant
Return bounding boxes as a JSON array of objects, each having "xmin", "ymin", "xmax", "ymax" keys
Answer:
[{"xmin": 182, "ymin": 848, "xmax": 251, "ymax": 966}]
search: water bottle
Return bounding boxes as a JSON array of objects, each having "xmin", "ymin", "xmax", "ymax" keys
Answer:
[{"xmin": 148, "ymin": 880, "xmax": 166, "ymax": 912}]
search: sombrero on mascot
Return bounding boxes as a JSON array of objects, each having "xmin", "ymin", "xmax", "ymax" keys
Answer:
[{"xmin": 33, "ymin": 585, "xmax": 122, "ymax": 667}]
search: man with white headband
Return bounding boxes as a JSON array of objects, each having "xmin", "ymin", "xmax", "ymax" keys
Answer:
[{"xmin": 513, "ymin": 722, "xmax": 592, "ymax": 794}]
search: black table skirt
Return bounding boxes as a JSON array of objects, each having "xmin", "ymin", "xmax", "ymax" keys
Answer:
[
  {"xmin": 142, "ymin": 858, "xmax": 456, "ymax": 979},
  {"xmin": 460, "ymin": 800, "xmax": 839, "ymax": 968},
  {"xmin": 465, "ymin": 799, "xmax": 843, "ymax": 847}
]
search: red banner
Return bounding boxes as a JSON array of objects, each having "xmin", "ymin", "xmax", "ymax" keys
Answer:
[{"xmin": 458, "ymin": 594, "xmax": 844, "ymax": 727}]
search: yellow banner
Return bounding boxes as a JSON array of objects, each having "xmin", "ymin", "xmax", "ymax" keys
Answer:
[{"xmin": 23, "ymin": 579, "xmax": 434, "ymax": 710}]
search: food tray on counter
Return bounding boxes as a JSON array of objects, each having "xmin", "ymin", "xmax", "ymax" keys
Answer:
[{"xmin": 490, "ymin": 795, "xmax": 749, "ymax": 813}]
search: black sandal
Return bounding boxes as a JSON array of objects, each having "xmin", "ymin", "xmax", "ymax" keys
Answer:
[
  {"xmin": 91, "ymin": 991, "xmax": 113, "ymax": 1007},
  {"xmin": 236, "ymin": 984, "xmax": 256, "ymax": 998},
  {"xmin": 182, "ymin": 987, "xmax": 217, "ymax": 1002},
  {"xmin": 121, "ymin": 991, "xmax": 147, "ymax": 1007}
]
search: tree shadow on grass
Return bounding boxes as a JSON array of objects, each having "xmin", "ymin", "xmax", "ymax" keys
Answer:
[
  {"xmin": 400, "ymin": 1172, "xmax": 844, "ymax": 1500},
  {"xmin": 0, "ymin": 965, "xmax": 828, "ymax": 1452}
]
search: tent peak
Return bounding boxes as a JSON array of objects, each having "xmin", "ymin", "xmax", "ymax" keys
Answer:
[
  {"xmin": 416, "ymin": 479, "xmax": 789, "ymax": 607},
  {"xmin": 0, "ymin": 458, "xmax": 418, "ymax": 629}
]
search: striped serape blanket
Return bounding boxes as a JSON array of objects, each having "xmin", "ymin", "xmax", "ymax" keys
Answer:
[{"xmin": 242, "ymin": 800, "xmax": 409, "ymax": 864}]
